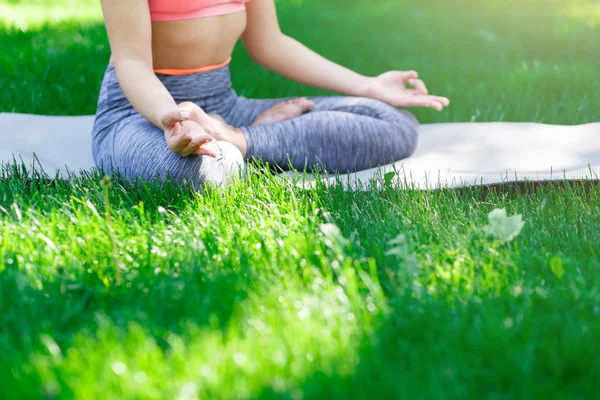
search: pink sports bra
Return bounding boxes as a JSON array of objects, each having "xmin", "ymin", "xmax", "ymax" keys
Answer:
[{"xmin": 149, "ymin": 0, "xmax": 251, "ymax": 22}]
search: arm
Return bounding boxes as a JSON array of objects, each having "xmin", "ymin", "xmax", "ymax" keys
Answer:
[
  {"xmin": 242, "ymin": 0, "xmax": 449, "ymax": 111},
  {"xmin": 100, "ymin": 0, "xmax": 217, "ymax": 157},
  {"xmin": 100, "ymin": 0, "xmax": 177, "ymax": 129},
  {"xmin": 242, "ymin": 0, "xmax": 370, "ymax": 96}
]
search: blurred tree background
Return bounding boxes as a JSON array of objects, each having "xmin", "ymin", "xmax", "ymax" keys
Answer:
[{"xmin": 0, "ymin": 0, "xmax": 598, "ymax": 123}]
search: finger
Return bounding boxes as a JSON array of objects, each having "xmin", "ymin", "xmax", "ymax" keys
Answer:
[
  {"xmin": 195, "ymin": 140, "xmax": 220, "ymax": 158},
  {"xmin": 402, "ymin": 97, "xmax": 445, "ymax": 111},
  {"xmin": 293, "ymin": 97, "xmax": 316, "ymax": 113},
  {"xmin": 168, "ymin": 133, "xmax": 192, "ymax": 153},
  {"xmin": 178, "ymin": 102, "xmax": 210, "ymax": 125},
  {"xmin": 428, "ymin": 95, "xmax": 450, "ymax": 106},
  {"xmin": 181, "ymin": 134, "xmax": 214, "ymax": 157},
  {"xmin": 296, "ymin": 97, "xmax": 317, "ymax": 112},
  {"xmin": 300, "ymin": 98, "xmax": 316, "ymax": 111},
  {"xmin": 290, "ymin": 97, "xmax": 314, "ymax": 105},
  {"xmin": 179, "ymin": 138, "xmax": 198, "ymax": 158},
  {"xmin": 169, "ymin": 121, "xmax": 182, "ymax": 137},
  {"xmin": 400, "ymin": 70, "xmax": 419, "ymax": 82},
  {"xmin": 161, "ymin": 110, "xmax": 190, "ymax": 130},
  {"xmin": 408, "ymin": 79, "xmax": 428, "ymax": 95}
]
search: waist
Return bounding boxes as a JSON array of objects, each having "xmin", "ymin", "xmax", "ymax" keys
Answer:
[
  {"xmin": 154, "ymin": 56, "xmax": 232, "ymax": 75},
  {"xmin": 103, "ymin": 60, "xmax": 235, "ymax": 103}
]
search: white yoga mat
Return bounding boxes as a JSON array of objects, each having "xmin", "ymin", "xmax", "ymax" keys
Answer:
[{"xmin": 1, "ymin": 113, "xmax": 599, "ymax": 189}]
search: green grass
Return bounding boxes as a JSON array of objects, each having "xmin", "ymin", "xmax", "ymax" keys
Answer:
[{"xmin": 1, "ymin": 0, "xmax": 600, "ymax": 398}]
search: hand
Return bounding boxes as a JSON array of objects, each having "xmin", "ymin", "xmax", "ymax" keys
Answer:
[
  {"xmin": 178, "ymin": 102, "xmax": 250, "ymax": 159},
  {"xmin": 176, "ymin": 101, "xmax": 231, "ymax": 138},
  {"xmin": 365, "ymin": 71, "xmax": 450, "ymax": 111},
  {"xmin": 161, "ymin": 109, "xmax": 218, "ymax": 158}
]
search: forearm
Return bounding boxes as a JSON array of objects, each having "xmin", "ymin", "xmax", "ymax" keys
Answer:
[
  {"xmin": 113, "ymin": 57, "xmax": 178, "ymax": 129},
  {"xmin": 254, "ymin": 35, "xmax": 374, "ymax": 97}
]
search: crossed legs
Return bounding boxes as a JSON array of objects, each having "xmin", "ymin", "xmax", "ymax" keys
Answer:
[
  {"xmin": 222, "ymin": 95, "xmax": 420, "ymax": 173},
  {"xmin": 97, "ymin": 96, "xmax": 419, "ymax": 188}
]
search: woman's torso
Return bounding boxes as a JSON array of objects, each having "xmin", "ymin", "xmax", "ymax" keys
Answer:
[
  {"xmin": 109, "ymin": 8, "xmax": 248, "ymax": 69},
  {"xmin": 151, "ymin": 11, "xmax": 247, "ymax": 69}
]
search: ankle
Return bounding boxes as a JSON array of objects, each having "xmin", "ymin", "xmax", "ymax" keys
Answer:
[{"xmin": 223, "ymin": 126, "xmax": 247, "ymax": 158}]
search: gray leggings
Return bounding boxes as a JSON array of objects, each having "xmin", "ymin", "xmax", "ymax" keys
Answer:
[{"xmin": 92, "ymin": 63, "xmax": 419, "ymax": 188}]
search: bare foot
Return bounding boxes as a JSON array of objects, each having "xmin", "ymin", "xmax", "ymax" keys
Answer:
[
  {"xmin": 251, "ymin": 97, "xmax": 316, "ymax": 126},
  {"xmin": 207, "ymin": 114, "xmax": 248, "ymax": 157},
  {"xmin": 209, "ymin": 114, "xmax": 226, "ymax": 124}
]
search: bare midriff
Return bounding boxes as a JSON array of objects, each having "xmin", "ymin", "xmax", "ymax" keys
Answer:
[{"xmin": 110, "ymin": 10, "xmax": 247, "ymax": 70}]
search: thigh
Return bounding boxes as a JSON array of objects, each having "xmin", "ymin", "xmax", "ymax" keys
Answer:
[
  {"xmin": 308, "ymin": 96, "xmax": 414, "ymax": 122},
  {"xmin": 96, "ymin": 116, "xmax": 245, "ymax": 188},
  {"xmin": 95, "ymin": 115, "xmax": 206, "ymax": 187},
  {"xmin": 226, "ymin": 94, "xmax": 415, "ymax": 128},
  {"xmin": 243, "ymin": 109, "xmax": 419, "ymax": 173},
  {"xmin": 224, "ymin": 95, "xmax": 365, "ymax": 127}
]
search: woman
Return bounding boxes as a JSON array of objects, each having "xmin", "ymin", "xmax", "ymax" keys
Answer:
[{"xmin": 93, "ymin": 0, "xmax": 449, "ymax": 188}]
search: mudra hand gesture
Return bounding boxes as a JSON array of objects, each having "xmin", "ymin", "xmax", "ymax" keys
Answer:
[{"xmin": 365, "ymin": 70, "xmax": 450, "ymax": 111}]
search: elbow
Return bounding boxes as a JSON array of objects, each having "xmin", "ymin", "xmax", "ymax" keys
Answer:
[
  {"xmin": 244, "ymin": 34, "xmax": 286, "ymax": 67},
  {"xmin": 247, "ymin": 50, "xmax": 269, "ymax": 67},
  {"xmin": 112, "ymin": 54, "xmax": 152, "ymax": 72},
  {"xmin": 112, "ymin": 56, "xmax": 154, "ymax": 83}
]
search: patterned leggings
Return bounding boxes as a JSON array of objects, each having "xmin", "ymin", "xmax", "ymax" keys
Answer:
[{"xmin": 92, "ymin": 63, "xmax": 419, "ymax": 188}]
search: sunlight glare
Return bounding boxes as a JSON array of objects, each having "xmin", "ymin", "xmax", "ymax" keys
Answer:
[
  {"xmin": 560, "ymin": 1, "xmax": 600, "ymax": 28},
  {"xmin": 0, "ymin": 1, "xmax": 102, "ymax": 30}
]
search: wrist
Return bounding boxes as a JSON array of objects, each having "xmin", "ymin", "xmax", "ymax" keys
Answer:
[{"xmin": 358, "ymin": 76, "xmax": 377, "ymax": 98}]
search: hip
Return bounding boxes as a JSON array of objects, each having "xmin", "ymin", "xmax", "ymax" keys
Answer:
[{"xmin": 92, "ymin": 61, "xmax": 240, "ymax": 138}]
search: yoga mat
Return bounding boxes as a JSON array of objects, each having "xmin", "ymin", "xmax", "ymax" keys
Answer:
[{"xmin": 1, "ymin": 113, "xmax": 599, "ymax": 189}]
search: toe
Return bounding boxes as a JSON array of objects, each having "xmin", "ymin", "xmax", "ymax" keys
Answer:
[
  {"xmin": 292, "ymin": 98, "xmax": 315, "ymax": 113},
  {"xmin": 301, "ymin": 98, "xmax": 316, "ymax": 110},
  {"xmin": 289, "ymin": 97, "xmax": 313, "ymax": 107}
]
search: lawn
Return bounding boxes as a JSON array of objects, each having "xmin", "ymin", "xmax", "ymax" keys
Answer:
[{"xmin": 1, "ymin": 0, "xmax": 600, "ymax": 398}]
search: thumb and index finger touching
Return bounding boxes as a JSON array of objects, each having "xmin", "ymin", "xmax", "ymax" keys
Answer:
[
  {"xmin": 161, "ymin": 102, "xmax": 210, "ymax": 137},
  {"xmin": 161, "ymin": 110, "xmax": 190, "ymax": 134},
  {"xmin": 161, "ymin": 102, "xmax": 211, "ymax": 130},
  {"xmin": 398, "ymin": 70, "xmax": 429, "ymax": 96},
  {"xmin": 398, "ymin": 70, "xmax": 451, "ymax": 107}
]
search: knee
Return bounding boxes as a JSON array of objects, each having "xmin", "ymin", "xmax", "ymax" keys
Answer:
[
  {"xmin": 364, "ymin": 98, "xmax": 420, "ymax": 158},
  {"xmin": 104, "ymin": 119, "xmax": 246, "ymax": 190},
  {"xmin": 318, "ymin": 96, "xmax": 420, "ymax": 160},
  {"xmin": 338, "ymin": 97, "xmax": 420, "ymax": 139},
  {"xmin": 144, "ymin": 143, "xmax": 246, "ymax": 191},
  {"xmin": 363, "ymin": 97, "xmax": 420, "ymax": 131}
]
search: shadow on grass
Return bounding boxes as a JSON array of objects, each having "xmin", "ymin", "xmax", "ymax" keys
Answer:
[
  {"xmin": 0, "ymin": 164, "xmax": 200, "ymax": 215},
  {"xmin": 254, "ymin": 295, "xmax": 600, "ymax": 399},
  {"xmin": 1, "ymin": 167, "xmax": 600, "ymax": 397},
  {"xmin": 0, "ymin": 249, "xmax": 251, "ymax": 342},
  {"xmin": 0, "ymin": 166, "xmax": 255, "ymax": 392},
  {"xmin": 450, "ymin": 179, "xmax": 600, "ymax": 199},
  {"xmin": 0, "ymin": 259, "xmax": 255, "ymax": 397}
]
